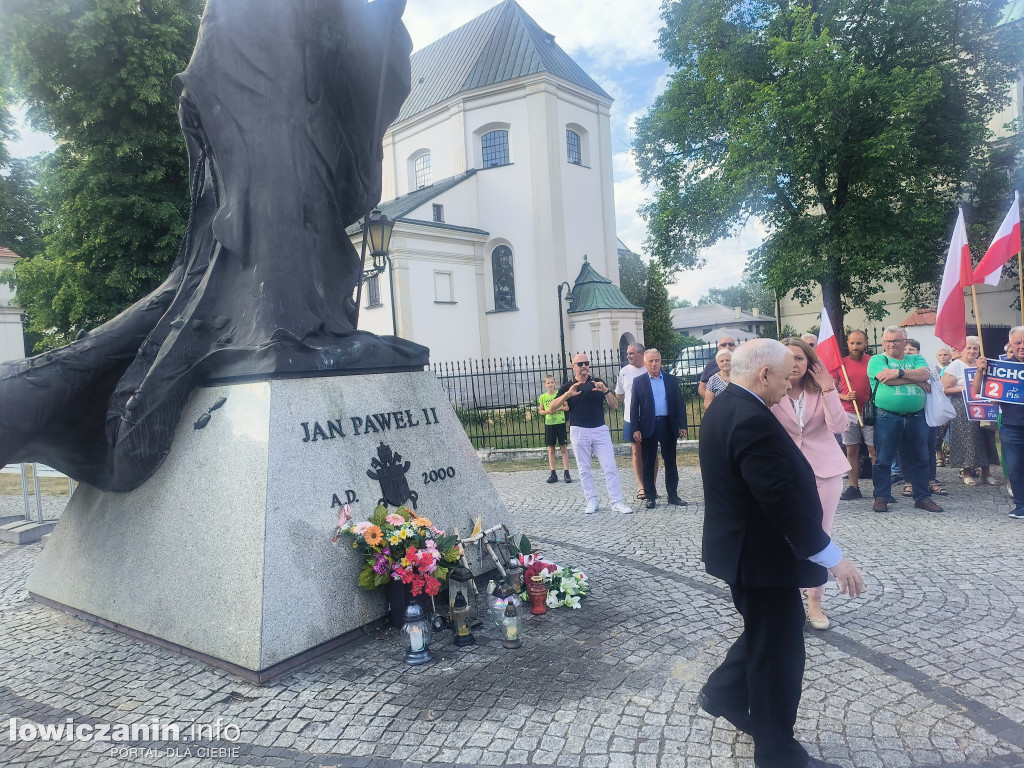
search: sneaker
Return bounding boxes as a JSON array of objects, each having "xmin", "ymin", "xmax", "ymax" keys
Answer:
[
  {"xmin": 564, "ymin": 471, "xmax": 572, "ymax": 483},
  {"xmin": 1009, "ymin": 509, "xmax": 1024, "ymax": 519},
  {"xmin": 891, "ymin": 474, "xmax": 904, "ymax": 485},
  {"xmin": 840, "ymin": 486, "xmax": 862, "ymax": 501},
  {"xmin": 611, "ymin": 501, "xmax": 634, "ymax": 515},
  {"xmin": 546, "ymin": 471, "xmax": 558, "ymax": 484},
  {"xmin": 584, "ymin": 500, "xmax": 598, "ymax": 515}
]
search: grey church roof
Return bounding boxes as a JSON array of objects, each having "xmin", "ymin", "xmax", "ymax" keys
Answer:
[
  {"xmin": 568, "ymin": 258, "xmax": 640, "ymax": 314},
  {"xmin": 396, "ymin": 0, "xmax": 612, "ymax": 123},
  {"xmin": 346, "ymin": 171, "xmax": 477, "ymax": 235}
]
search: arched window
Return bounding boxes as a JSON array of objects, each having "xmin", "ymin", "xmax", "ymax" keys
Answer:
[
  {"xmin": 491, "ymin": 246, "xmax": 517, "ymax": 311},
  {"xmin": 414, "ymin": 153, "xmax": 431, "ymax": 189},
  {"xmin": 566, "ymin": 129, "xmax": 582, "ymax": 165},
  {"xmin": 481, "ymin": 130, "xmax": 510, "ymax": 168}
]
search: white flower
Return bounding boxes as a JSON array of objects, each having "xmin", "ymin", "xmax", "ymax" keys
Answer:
[
  {"xmin": 546, "ymin": 592, "xmax": 561, "ymax": 608},
  {"xmin": 564, "ymin": 595, "xmax": 581, "ymax": 609}
]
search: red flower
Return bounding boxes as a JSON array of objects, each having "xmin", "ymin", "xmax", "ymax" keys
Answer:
[
  {"xmin": 424, "ymin": 575, "xmax": 441, "ymax": 596},
  {"xmin": 410, "ymin": 575, "xmax": 425, "ymax": 596}
]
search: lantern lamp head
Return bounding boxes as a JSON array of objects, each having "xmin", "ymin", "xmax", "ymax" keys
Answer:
[{"xmin": 401, "ymin": 600, "xmax": 433, "ymax": 665}]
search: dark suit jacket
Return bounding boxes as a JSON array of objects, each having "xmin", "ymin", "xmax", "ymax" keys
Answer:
[
  {"xmin": 699, "ymin": 384, "xmax": 829, "ymax": 589},
  {"xmin": 629, "ymin": 372, "xmax": 687, "ymax": 438}
]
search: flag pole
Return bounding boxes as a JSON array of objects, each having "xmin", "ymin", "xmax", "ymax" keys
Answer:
[
  {"xmin": 970, "ymin": 283, "xmax": 985, "ymax": 358},
  {"xmin": 840, "ymin": 364, "xmax": 862, "ymax": 426},
  {"xmin": 1018, "ymin": 250, "xmax": 1024, "ymax": 328}
]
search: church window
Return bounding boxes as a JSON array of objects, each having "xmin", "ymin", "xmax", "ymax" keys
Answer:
[
  {"xmin": 434, "ymin": 271, "xmax": 454, "ymax": 303},
  {"xmin": 414, "ymin": 153, "xmax": 431, "ymax": 189},
  {"xmin": 366, "ymin": 274, "xmax": 382, "ymax": 308},
  {"xmin": 491, "ymin": 246, "xmax": 517, "ymax": 310},
  {"xmin": 432, "ymin": 204, "xmax": 444, "ymax": 222},
  {"xmin": 481, "ymin": 130, "xmax": 510, "ymax": 168},
  {"xmin": 566, "ymin": 130, "xmax": 582, "ymax": 165}
]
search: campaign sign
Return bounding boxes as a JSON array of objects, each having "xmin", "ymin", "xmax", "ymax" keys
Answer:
[
  {"xmin": 963, "ymin": 367, "xmax": 999, "ymax": 420},
  {"xmin": 973, "ymin": 359, "xmax": 1024, "ymax": 412}
]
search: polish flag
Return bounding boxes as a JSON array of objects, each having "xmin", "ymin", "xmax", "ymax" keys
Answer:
[
  {"xmin": 816, "ymin": 307, "xmax": 843, "ymax": 374},
  {"xmin": 973, "ymin": 192, "xmax": 1021, "ymax": 287},
  {"xmin": 934, "ymin": 208, "xmax": 972, "ymax": 351}
]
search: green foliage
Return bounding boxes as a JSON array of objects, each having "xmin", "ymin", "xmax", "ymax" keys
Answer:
[
  {"xmin": 700, "ymin": 274, "xmax": 775, "ymax": 316},
  {"xmin": 635, "ymin": 0, "xmax": 1024, "ymax": 335},
  {"xmin": 677, "ymin": 333, "xmax": 705, "ymax": 348},
  {"xmin": 2, "ymin": 0, "xmax": 204, "ymax": 349},
  {"xmin": 668, "ymin": 297, "xmax": 692, "ymax": 308},
  {"xmin": 508, "ymin": 533, "xmax": 532, "ymax": 558},
  {"xmin": 642, "ymin": 261, "xmax": 682, "ymax": 361},
  {"xmin": 617, "ymin": 249, "xmax": 647, "ymax": 308}
]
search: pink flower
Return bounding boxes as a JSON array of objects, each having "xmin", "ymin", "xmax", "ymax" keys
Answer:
[
  {"xmin": 336, "ymin": 504, "xmax": 353, "ymax": 528},
  {"xmin": 351, "ymin": 521, "xmax": 372, "ymax": 535},
  {"xmin": 385, "ymin": 513, "xmax": 405, "ymax": 526}
]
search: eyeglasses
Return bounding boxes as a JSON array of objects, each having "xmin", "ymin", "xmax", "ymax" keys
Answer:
[
  {"xmin": 575, "ymin": 361, "xmax": 590, "ymax": 367},
  {"xmin": 882, "ymin": 339, "xmax": 904, "ymax": 345},
  {"xmin": 719, "ymin": 342, "xmax": 736, "ymax": 348}
]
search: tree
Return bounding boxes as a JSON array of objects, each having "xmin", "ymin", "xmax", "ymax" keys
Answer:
[
  {"xmin": 0, "ymin": 79, "xmax": 45, "ymax": 258},
  {"xmin": 619, "ymin": 249, "xmax": 682, "ymax": 359},
  {"xmin": 1, "ymin": 0, "xmax": 204, "ymax": 349},
  {"xmin": 699, "ymin": 273, "xmax": 775, "ymax": 315},
  {"xmin": 634, "ymin": 0, "xmax": 1023, "ymax": 337},
  {"xmin": 668, "ymin": 297, "xmax": 693, "ymax": 309}
]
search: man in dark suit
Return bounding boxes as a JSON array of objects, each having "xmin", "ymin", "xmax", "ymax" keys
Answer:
[
  {"xmin": 698, "ymin": 339, "xmax": 865, "ymax": 768},
  {"xmin": 630, "ymin": 348, "xmax": 688, "ymax": 509}
]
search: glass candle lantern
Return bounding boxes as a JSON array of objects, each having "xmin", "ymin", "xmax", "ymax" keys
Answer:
[
  {"xmin": 447, "ymin": 566, "xmax": 475, "ymax": 621},
  {"xmin": 506, "ymin": 557, "xmax": 523, "ymax": 592},
  {"xmin": 401, "ymin": 601, "xmax": 433, "ymax": 665},
  {"xmin": 490, "ymin": 582, "xmax": 518, "ymax": 627},
  {"xmin": 452, "ymin": 592, "xmax": 475, "ymax": 646},
  {"xmin": 502, "ymin": 602, "xmax": 522, "ymax": 649}
]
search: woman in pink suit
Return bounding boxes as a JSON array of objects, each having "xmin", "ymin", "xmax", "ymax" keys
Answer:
[{"xmin": 770, "ymin": 337, "xmax": 851, "ymax": 630}]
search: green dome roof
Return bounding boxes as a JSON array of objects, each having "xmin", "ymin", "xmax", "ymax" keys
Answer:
[{"xmin": 567, "ymin": 258, "xmax": 640, "ymax": 314}]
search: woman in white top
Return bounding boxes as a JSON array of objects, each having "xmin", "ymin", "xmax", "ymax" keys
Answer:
[
  {"xmin": 702, "ymin": 350, "xmax": 732, "ymax": 408},
  {"xmin": 941, "ymin": 336, "xmax": 999, "ymax": 485}
]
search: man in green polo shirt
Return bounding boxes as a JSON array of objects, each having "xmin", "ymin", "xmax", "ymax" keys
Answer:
[{"xmin": 867, "ymin": 326, "xmax": 943, "ymax": 513}]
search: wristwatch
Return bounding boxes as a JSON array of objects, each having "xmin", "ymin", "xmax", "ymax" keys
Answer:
[{"xmin": 897, "ymin": 369, "xmax": 905, "ymax": 379}]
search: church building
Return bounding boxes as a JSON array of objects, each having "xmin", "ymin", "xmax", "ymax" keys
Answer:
[{"xmin": 352, "ymin": 0, "xmax": 643, "ymax": 363}]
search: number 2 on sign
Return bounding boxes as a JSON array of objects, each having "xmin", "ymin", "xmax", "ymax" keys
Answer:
[
  {"xmin": 986, "ymin": 380, "xmax": 1004, "ymax": 398},
  {"xmin": 970, "ymin": 405, "xmax": 986, "ymax": 419}
]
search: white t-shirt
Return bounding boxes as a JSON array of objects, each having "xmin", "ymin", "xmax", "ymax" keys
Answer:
[
  {"xmin": 943, "ymin": 358, "xmax": 973, "ymax": 389},
  {"xmin": 615, "ymin": 364, "xmax": 647, "ymax": 421}
]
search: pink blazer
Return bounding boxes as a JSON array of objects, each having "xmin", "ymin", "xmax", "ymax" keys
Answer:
[{"xmin": 770, "ymin": 389, "xmax": 850, "ymax": 480}]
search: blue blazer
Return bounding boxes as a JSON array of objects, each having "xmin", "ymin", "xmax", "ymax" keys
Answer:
[{"xmin": 629, "ymin": 371, "xmax": 687, "ymax": 438}]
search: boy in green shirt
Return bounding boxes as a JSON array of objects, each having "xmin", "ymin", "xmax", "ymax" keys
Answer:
[{"xmin": 538, "ymin": 375, "xmax": 572, "ymax": 483}]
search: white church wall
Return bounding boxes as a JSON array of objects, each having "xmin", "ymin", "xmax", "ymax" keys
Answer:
[
  {"xmin": 0, "ymin": 255, "xmax": 24, "ymax": 363},
  {"xmin": 406, "ymin": 178, "xmax": 480, "ymax": 226}
]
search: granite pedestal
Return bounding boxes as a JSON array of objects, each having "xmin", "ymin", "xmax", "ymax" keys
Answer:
[{"xmin": 27, "ymin": 371, "xmax": 516, "ymax": 677}]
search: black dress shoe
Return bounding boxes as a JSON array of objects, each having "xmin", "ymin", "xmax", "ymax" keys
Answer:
[
  {"xmin": 696, "ymin": 689, "xmax": 752, "ymax": 734},
  {"xmin": 803, "ymin": 758, "xmax": 845, "ymax": 767},
  {"xmin": 667, "ymin": 496, "xmax": 687, "ymax": 506},
  {"xmin": 646, "ymin": 498, "xmax": 657, "ymax": 509}
]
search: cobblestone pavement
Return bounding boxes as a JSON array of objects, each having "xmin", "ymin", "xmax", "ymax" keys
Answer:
[{"xmin": 1, "ymin": 464, "xmax": 1023, "ymax": 768}]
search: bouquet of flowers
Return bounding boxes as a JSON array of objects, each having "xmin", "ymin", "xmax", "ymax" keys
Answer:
[
  {"xmin": 510, "ymin": 533, "xmax": 590, "ymax": 609},
  {"xmin": 333, "ymin": 504, "xmax": 462, "ymax": 596}
]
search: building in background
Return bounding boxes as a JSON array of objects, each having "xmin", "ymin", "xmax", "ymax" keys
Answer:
[
  {"xmin": 351, "ymin": 0, "xmax": 642, "ymax": 363},
  {"xmin": 671, "ymin": 303, "xmax": 770, "ymax": 339},
  {"xmin": 0, "ymin": 247, "xmax": 25, "ymax": 363}
]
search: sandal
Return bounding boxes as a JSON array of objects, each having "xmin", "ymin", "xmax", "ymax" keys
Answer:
[
  {"xmin": 636, "ymin": 491, "xmax": 646, "ymax": 500},
  {"xmin": 963, "ymin": 476, "xmax": 978, "ymax": 486},
  {"xmin": 929, "ymin": 481, "xmax": 948, "ymax": 496},
  {"xmin": 984, "ymin": 476, "xmax": 1002, "ymax": 486},
  {"xmin": 902, "ymin": 484, "xmax": 913, "ymax": 497}
]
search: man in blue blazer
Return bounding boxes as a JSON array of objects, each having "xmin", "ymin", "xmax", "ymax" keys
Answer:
[
  {"xmin": 630, "ymin": 348, "xmax": 687, "ymax": 509},
  {"xmin": 699, "ymin": 339, "xmax": 865, "ymax": 768}
]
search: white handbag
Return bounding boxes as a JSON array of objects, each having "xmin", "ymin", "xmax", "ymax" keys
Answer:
[{"xmin": 925, "ymin": 373, "xmax": 956, "ymax": 427}]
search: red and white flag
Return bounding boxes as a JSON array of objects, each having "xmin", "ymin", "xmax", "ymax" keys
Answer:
[
  {"xmin": 816, "ymin": 306, "xmax": 843, "ymax": 374},
  {"xmin": 934, "ymin": 208, "xmax": 972, "ymax": 351},
  {"xmin": 973, "ymin": 191, "xmax": 1021, "ymax": 287}
]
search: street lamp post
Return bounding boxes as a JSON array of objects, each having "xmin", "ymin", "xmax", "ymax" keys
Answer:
[
  {"xmin": 353, "ymin": 209, "xmax": 395, "ymax": 330},
  {"xmin": 557, "ymin": 281, "xmax": 573, "ymax": 380}
]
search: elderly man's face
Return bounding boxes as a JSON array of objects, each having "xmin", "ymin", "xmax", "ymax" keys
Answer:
[
  {"xmin": 1009, "ymin": 333, "xmax": 1024, "ymax": 361},
  {"xmin": 718, "ymin": 337, "xmax": 737, "ymax": 352},
  {"xmin": 881, "ymin": 333, "xmax": 906, "ymax": 357},
  {"xmin": 626, "ymin": 346, "xmax": 643, "ymax": 367},
  {"xmin": 645, "ymin": 352, "xmax": 662, "ymax": 378},
  {"xmin": 762, "ymin": 351, "xmax": 794, "ymax": 407}
]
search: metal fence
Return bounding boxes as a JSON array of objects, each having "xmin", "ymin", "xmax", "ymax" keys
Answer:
[{"xmin": 432, "ymin": 345, "xmax": 717, "ymax": 449}]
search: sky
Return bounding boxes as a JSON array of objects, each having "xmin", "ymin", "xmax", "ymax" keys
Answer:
[{"xmin": 7, "ymin": 0, "xmax": 760, "ymax": 303}]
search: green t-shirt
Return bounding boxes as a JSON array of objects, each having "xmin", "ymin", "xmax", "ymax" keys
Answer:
[
  {"xmin": 538, "ymin": 392, "xmax": 566, "ymax": 425},
  {"xmin": 867, "ymin": 354, "xmax": 927, "ymax": 413}
]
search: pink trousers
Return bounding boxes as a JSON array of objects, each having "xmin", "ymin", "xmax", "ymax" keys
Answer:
[{"xmin": 807, "ymin": 473, "xmax": 843, "ymax": 598}]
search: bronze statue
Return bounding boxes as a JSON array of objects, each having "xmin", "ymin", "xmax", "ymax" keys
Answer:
[{"xmin": 0, "ymin": 0, "xmax": 426, "ymax": 491}]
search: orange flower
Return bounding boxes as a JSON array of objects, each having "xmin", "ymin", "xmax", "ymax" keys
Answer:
[
  {"xmin": 363, "ymin": 525, "xmax": 384, "ymax": 547},
  {"xmin": 412, "ymin": 516, "xmax": 431, "ymax": 528}
]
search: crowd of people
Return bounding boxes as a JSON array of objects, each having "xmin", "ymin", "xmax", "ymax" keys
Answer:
[{"xmin": 539, "ymin": 328, "xmax": 1021, "ymax": 767}]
